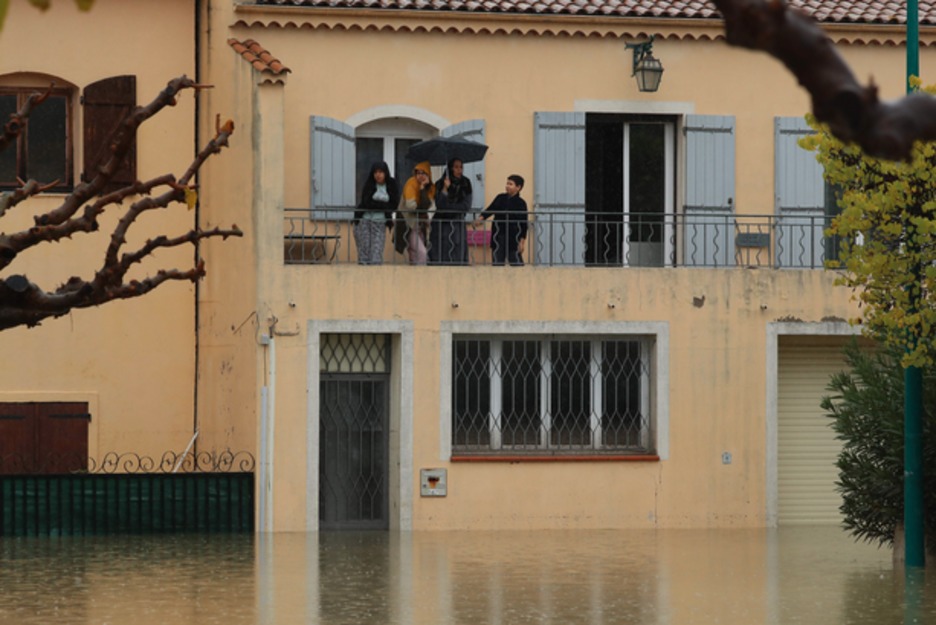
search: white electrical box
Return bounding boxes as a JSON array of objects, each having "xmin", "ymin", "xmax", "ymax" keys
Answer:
[{"xmin": 420, "ymin": 468, "xmax": 447, "ymax": 497}]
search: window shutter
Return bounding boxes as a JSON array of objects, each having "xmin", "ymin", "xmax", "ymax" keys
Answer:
[
  {"xmin": 774, "ymin": 116, "xmax": 826, "ymax": 268},
  {"xmin": 441, "ymin": 119, "xmax": 485, "ymax": 211},
  {"xmin": 82, "ymin": 75, "xmax": 136, "ymax": 194},
  {"xmin": 310, "ymin": 115, "xmax": 356, "ymax": 220},
  {"xmin": 37, "ymin": 402, "xmax": 89, "ymax": 474},
  {"xmin": 533, "ymin": 112, "xmax": 586, "ymax": 266},
  {"xmin": 0, "ymin": 403, "xmax": 31, "ymax": 475},
  {"xmin": 684, "ymin": 115, "xmax": 735, "ymax": 267}
]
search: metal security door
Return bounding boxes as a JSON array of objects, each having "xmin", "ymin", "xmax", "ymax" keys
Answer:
[{"xmin": 319, "ymin": 334, "xmax": 390, "ymax": 530}]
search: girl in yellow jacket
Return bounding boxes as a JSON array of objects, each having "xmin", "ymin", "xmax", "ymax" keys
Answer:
[{"xmin": 399, "ymin": 161, "xmax": 436, "ymax": 264}]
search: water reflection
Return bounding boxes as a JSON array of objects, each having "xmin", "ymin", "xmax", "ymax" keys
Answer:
[{"xmin": 1, "ymin": 527, "xmax": 932, "ymax": 625}]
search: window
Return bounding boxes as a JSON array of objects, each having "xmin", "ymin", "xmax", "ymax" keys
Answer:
[
  {"xmin": 0, "ymin": 402, "xmax": 89, "ymax": 474},
  {"xmin": 355, "ymin": 118, "xmax": 433, "ymax": 205},
  {"xmin": 310, "ymin": 114, "xmax": 486, "ymax": 219},
  {"xmin": 0, "ymin": 87, "xmax": 73, "ymax": 191},
  {"xmin": 0, "ymin": 74, "xmax": 136, "ymax": 194},
  {"xmin": 452, "ymin": 335, "xmax": 653, "ymax": 454},
  {"xmin": 533, "ymin": 111, "xmax": 734, "ymax": 267},
  {"xmin": 585, "ymin": 114, "xmax": 676, "ymax": 267}
]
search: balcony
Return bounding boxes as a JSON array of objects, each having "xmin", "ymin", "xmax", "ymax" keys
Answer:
[{"xmin": 284, "ymin": 208, "xmax": 837, "ymax": 269}]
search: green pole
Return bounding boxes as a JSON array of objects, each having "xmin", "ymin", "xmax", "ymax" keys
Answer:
[{"xmin": 904, "ymin": 0, "xmax": 924, "ymax": 570}]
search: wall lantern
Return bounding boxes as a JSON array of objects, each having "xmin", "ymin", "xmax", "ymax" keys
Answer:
[{"xmin": 626, "ymin": 36, "xmax": 664, "ymax": 93}]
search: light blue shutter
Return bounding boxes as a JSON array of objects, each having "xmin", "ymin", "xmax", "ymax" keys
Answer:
[
  {"xmin": 310, "ymin": 115, "xmax": 355, "ymax": 220},
  {"xmin": 775, "ymin": 117, "xmax": 826, "ymax": 268},
  {"xmin": 684, "ymin": 115, "xmax": 735, "ymax": 267},
  {"xmin": 441, "ymin": 119, "xmax": 485, "ymax": 211},
  {"xmin": 533, "ymin": 112, "xmax": 586, "ymax": 266}
]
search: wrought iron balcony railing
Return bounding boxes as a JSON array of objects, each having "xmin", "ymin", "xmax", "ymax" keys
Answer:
[{"xmin": 284, "ymin": 208, "xmax": 838, "ymax": 269}]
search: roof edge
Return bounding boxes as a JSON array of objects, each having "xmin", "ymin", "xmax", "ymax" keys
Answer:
[{"xmin": 232, "ymin": 4, "xmax": 936, "ymax": 45}]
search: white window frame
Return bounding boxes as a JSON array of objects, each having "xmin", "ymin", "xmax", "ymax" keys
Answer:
[
  {"xmin": 439, "ymin": 321, "xmax": 669, "ymax": 460},
  {"xmin": 355, "ymin": 117, "xmax": 436, "ymax": 173},
  {"xmin": 621, "ymin": 119, "xmax": 676, "ymax": 266}
]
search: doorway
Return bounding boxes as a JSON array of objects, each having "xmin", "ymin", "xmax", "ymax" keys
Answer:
[
  {"xmin": 319, "ymin": 334, "xmax": 391, "ymax": 530},
  {"xmin": 585, "ymin": 114, "xmax": 675, "ymax": 266}
]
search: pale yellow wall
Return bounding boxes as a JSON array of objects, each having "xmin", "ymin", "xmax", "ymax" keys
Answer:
[
  {"xmin": 0, "ymin": 0, "xmax": 200, "ymax": 458},
  {"xmin": 253, "ymin": 264, "xmax": 854, "ymax": 530},
  {"xmin": 193, "ymin": 2, "xmax": 264, "ymax": 461},
  {"xmin": 224, "ymin": 22, "xmax": 925, "ymax": 212},
  {"xmin": 199, "ymin": 3, "xmax": 933, "ymax": 530}
]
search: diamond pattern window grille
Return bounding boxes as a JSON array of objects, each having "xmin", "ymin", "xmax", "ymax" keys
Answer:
[
  {"xmin": 453, "ymin": 336, "xmax": 652, "ymax": 454},
  {"xmin": 321, "ymin": 333, "xmax": 388, "ymax": 373}
]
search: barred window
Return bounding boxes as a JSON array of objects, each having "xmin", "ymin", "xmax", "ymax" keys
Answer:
[
  {"xmin": 0, "ymin": 87, "xmax": 72, "ymax": 191},
  {"xmin": 452, "ymin": 336, "xmax": 653, "ymax": 454}
]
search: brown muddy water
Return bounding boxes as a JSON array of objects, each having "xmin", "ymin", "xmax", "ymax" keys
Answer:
[{"xmin": 0, "ymin": 527, "xmax": 931, "ymax": 625}]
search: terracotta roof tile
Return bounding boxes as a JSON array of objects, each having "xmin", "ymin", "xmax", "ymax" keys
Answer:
[
  {"xmin": 254, "ymin": 0, "xmax": 936, "ymax": 24},
  {"xmin": 228, "ymin": 38, "xmax": 291, "ymax": 76}
]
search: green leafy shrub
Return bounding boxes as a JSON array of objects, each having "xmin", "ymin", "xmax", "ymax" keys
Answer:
[{"xmin": 822, "ymin": 340, "xmax": 936, "ymax": 550}]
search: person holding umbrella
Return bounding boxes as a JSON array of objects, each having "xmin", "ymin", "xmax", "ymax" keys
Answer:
[
  {"xmin": 429, "ymin": 158, "xmax": 472, "ymax": 265},
  {"xmin": 402, "ymin": 135, "xmax": 488, "ymax": 264},
  {"xmin": 398, "ymin": 161, "xmax": 436, "ymax": 264}
]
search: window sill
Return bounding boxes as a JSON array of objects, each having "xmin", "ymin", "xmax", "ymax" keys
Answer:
[{"xmin": 450, "ymin": 454, "xmax": 660, "ymax": 463}]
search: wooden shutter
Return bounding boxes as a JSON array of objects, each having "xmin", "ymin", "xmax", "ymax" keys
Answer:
[
  {"xmin": 37, "ymin": 402, "xmax": 89, "ymax": 474},
  {"xmin": 533, "ymin": 112, "xmax": 586, "ymax": 266},
  {"xmin": 774, "ymin": 116, "xmax": 826, "ymax": 269},
  {"xmin": 82, "ymin": 75, "xmax": 137, "ymax": 194},
  {"xmin": 310, "ymin": 115, "xmax": 356, "ymax": 220},
  {"xmin": 0, "ymin": 402, "xmax": 88, "ymax": 474},
  {"xmin": 441, "ymin": 119, "xmax": 486, "ymax": 211},
  {"xmin": 0, "ymin": 403, "xmax": 32, "ymax": 475},
  {"xmin": 684, "ymin": 115, "xmax": 735, "ymax": 267}
]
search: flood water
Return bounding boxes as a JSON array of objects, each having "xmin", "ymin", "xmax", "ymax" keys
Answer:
[{"xmin": 0, "ymin": 527, "xmax": 932, "ymax": 625}]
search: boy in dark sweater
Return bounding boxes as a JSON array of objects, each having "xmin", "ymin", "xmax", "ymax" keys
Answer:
[{"xmin": 473, "ymin": 175, "xmax": 528, "ymax": 266}]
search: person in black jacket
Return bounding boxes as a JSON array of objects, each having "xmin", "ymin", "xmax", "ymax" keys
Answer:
[
  {"xmin": 354, "ymin": 161, "xmax": 399, "ymax": 265},
  {"xmin": 473, "ymin": 174, "xmax": 528, "ymax": 266},
  {"xmin": 429, "ymin": 158, "xmax": 472, "ymax": 265}
]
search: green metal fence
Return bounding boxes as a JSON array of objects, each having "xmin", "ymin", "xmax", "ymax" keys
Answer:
[{"xmin": 0, "ymin": 473, "xmax": 254, "ymax": 536}]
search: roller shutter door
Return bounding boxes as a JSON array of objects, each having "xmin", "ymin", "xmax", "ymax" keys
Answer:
[{"xmin": 777, "ymin": 342, "xmax": 847, "ymax": 525}]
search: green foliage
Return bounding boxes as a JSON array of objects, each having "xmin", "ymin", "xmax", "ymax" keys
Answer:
[
  {"xmin": 822, "ymin": 340, "xmax": 936, "ymax": 548},
  {"xmin": 801, "ymin": 80, "xmax": 936, "ymax": 368}
]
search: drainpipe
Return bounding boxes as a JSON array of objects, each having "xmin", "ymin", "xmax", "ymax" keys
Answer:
[
  {"xmin": 192, "ymin": 0, "xmax": 203, "ymax": 456},
  {"xmin": 259, "ymin": 328, "xmax": 276, "ymax": 532}
]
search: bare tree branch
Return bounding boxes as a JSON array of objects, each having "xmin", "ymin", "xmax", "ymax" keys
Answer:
[
  {"xmin": 712, "ymin": 0, "xmax": 934, "ymax": 161},
  {"xmin": 0, "ymin": 75, "xmax": 242, "ymax": 331},
  {"xmin": 0, "ymin": 87, "xmax": 49, "ymax": 154}
]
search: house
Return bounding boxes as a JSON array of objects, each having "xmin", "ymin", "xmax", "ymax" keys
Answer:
[
  {"xmin": 0, "ymin": 0, "xmax": 201, "ymax": 473},
  {"xmin": 1, "ymin": 0, "xmax": 931, "ymax": 532}
]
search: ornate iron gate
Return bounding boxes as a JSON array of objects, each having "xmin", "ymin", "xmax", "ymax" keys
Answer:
[{"xmin": 319, "ymin": 334, "xmax": 390, "ymax": 530}]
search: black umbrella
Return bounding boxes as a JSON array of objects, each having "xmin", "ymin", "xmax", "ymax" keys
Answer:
[{"xmin": 405, "ymin": 135, "xmax": 489, "ymax": 166}]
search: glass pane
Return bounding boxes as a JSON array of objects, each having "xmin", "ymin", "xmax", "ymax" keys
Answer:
[
  {"xmin": 452, "ymin": 339, "xmax": 491, "ymax": 448},
  {"xmin": 0, "ymin": 95, "xmax": 18, "ymax": 185},
  {"xmin": 549, "ymin": 340, "xmax": 592, "ymax": 447},
  {"xmin": 500, "ymin": 340, "xmax": 540, "ymax": 447},
  {"xmin": 628, "ymin": 123, "xmax": 665, "ymax": 244},
  {"xmin": 602, "ymin": 340, "xmax": 644, "ymax": 449},
  {"xmin": 26, "ymin": 94, "xmax": 67, "ymax": 185},
  {"xmin": 355, "ymin": 138, "xmax": 383, "ymax": 206},
  {"xmin": 824, "ymin": 182, "xmax": 843, "ymax": 263},
  {"xmin": 394, "ymin": 138, "xmax": 420, "ymax": 186}
]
